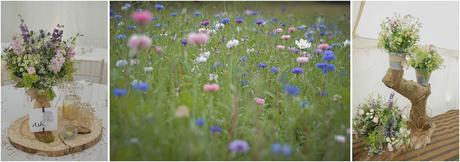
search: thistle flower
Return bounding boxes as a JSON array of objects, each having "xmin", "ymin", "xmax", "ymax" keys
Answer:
[
  {"xmin": 255, "ymin": 97, "xmax": 265, "ymax": 105},
  {"xmin": 131, "ymin": 10, "xmax": 153, "ymax": 25},
  {"xmin": 203, "ymin": 84, "xmax": 220, "ymax": 92},
  {"xmin": 229, "ymin": 140, "xmax": 250, "ymax": 153},
  {"xmin": 187, "ymin": 32, "xmax": 209, "ymax": 45},
  {"xmin": 128, "ymin": 34, "xmax": 152, "ymax": 50}
]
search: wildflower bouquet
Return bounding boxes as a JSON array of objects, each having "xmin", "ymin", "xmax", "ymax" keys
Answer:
[
  {"xmin": 2, "ymin": 17, "xmax": 81, "ymax": 104},
  {"xmin": 353, "ymin": 93, "xmax": 411, "ymax": 156},
  {"xmin": 377, "ymin": 14, "xmax": 421, "ymax": 55},
  {"xmin": 409, "ymin": 44, "xmax": 443, "ymax": 85}
]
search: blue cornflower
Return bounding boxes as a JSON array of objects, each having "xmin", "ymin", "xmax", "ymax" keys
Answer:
[
  {"xmin": 316, "ymin": 62, "xmax": 336, "ymax": 74},
  {"xmin": 297, "ymin": 25, "xmax": 306, "ymax": 30},
  {"xmin": 271, "ymin": 143, "xmax": 291, "ymax": 156},
  {"xmin": 323, "ymin": 51, "xmax": 335, "ymax": 61},
  {"xmin": 115, "ymin": 34, "xmax": 126, "ymax": 40},
  {"xmin": 181, "ymin": 39, "xmax": 187, "ymax": 46},
  {"xmin": 113, "ymin": 88, "xmax": 128, "ymax": 97},
  {"xmin": 320, "ymin": 31, "xmax": 325, "ymax": 36},
  {"xmin": 155, "ymin": 3, "xmax": 164, "ymax": 10},
  {"xmin": 235, "ymin": 17, "xmax": 243, "ymax": 24},
  {"xmin": 213, "ymin": 62, "xmax": 222, "ymax": 69},
  {"xmin": 195, "ymin": 118, "xmax": 205, "ymax": 126},
  {"xmin": 154, "ymin": 24, "xmax": 161, "ymax": 28},
  {"xmin": 255, "ymin": 19, "xmax": 265, "ymax": 25},
  {"xmin": 240, "ymin": 56, "xmax": 248, "ymax": 63},
  {"xmin": 270, "ymin": 67, "xmax": 279, "ymax": 74},
  {"xmin": 194, "ymin": 11, "xmax": 201, "ymax": 17},
  {"xmin": 127, "ymin": 25, "xmax": 136, "ymax": 30},
  {"xmin": 114, "ymin": 14, "xmax": 122, "ymax": 21},
  {"xmin": 258, "ymin": 62, "xmax": 267, "ymax": 69},
  {"xmin": 170, "ymin": 12, "xmax": 178, "ymax": 17},
  {"xmin": 132, "ymin": 80, "xmax": 149, "ymax": 91},
  {"xmin": 210, "ymin": 125, "xmax": 222, "ymax": 134},
  {"xmin": 284, "ymin": 85, "xmax": 300, "ymax": 96},
  {"xmin": 291, "ymin": 67, "xmax": 303, "ymax": 74},
  {"xmin": 229, "ymin": 140, "xmax": 250, "ymax": 153},
  {"xmin": 221, "ymin": 18, "xmax": 230, "ymax": 24}
]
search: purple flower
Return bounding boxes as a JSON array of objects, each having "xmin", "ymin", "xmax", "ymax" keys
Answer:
[
  {"xmin": 221, "ymin": 18, "xmax": 230, "ymax": 24},
  {"xmin": 154, "ymin": 23, "xmax": 161, "ymax": 28},
  {"xmin": 154, "ymin": 3, "xmax": 164, "ymax": 10},
  {"xmin": 258, "ymin": 62, "xmax": 267, "ymax": 69},
  {"xmin": 181, "ymin": 39, "xmax": 187, "ymax": 46},
  {"xmin": 291, "ymin": 67, "xmax": 303, "ymax": 74},
  {"xmin": 235, "ymin": 17, "xmax": 243, "ymax": 24},
  {"xmin": 229, "ymin": 140, "xmax": 250, "ymax": 153},
  {"xmin": 195, "ymin": 118, "xmax": 205, "ymax": 126},
  {"xmin": 323, "ymin": 51, "xmax": 335, "ymax": 61},
  {"xmin": 210, "ymin": 125, "xmax": 222, "ymax": 134},
  {"xmin": 170, "ymin": 12, "xmax": 178, "ymax": 17},
  {"xmin": 242, "ymin": 80, "xmax": 249, "ymax": 87},
  {"xmin": 271, "ymin": 143, "xmax": 292, "ymax": 156},
  {"xmin": 316, "ymin": 62, "xmax": 336, "ymax": 74},
  {"xmin": 116, "ymin": 34, "xmax": 126, "ymax": 39},
  {"xmin": 194, "ymin": 11, "xmax": 201, "ymax": 17},
  {"xmin": 113, "ymin": 88, "xmax": 128, "ymax": 97},
  {"xmin": 284, "ymin": 85, "xmax": 300, "ymax": 96},
  {"xmin": 201, "ymin": 19, "xmax": 210, "ymax": 26},
  {"xmin": 132, "ymin": 80, "xmax": 149, "ymax": 91},
  {"xmin": 297, "ymin": 25, "xmax": 306, "ymax": 30},
  {"xmin": 270, "ymin": 67, "xmax": 279, "ymax": 74},
  {"xmin": 127, "ymin": 25, "xmax": 136, "ymax": 30},
  {"xmin": 255, "ymin": 19, "xmax": 265, "ymax": 25}
]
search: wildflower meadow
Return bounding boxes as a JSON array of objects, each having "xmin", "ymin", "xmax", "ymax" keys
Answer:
[{"xmin": 110, "ymin": 1, "xmax": 350, "ymax": 160}]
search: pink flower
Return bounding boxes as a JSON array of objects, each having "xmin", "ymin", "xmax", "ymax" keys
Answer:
[
  {"xmin": 49, "ymin": 50, "xmax": 66, "ymax": 73},
  {"xmin": 67, "ymin": 45, "xmax": 76, "ymax": 58},
  {"xmin": 274, "ymin": 28, "xmax": 283, "ymax": 33},
  {"xmin": 10, "ymin": 37, "xmax": 24, "ymax": 55},
  {"xmin": 155, "ymin": 46, "xmax": 163, "ymax": 53},
  {"xmin": 175, "ymin": 105, "xmax": 189, "ymax": 118},
  {"xmin": 203, "ymin": 84, "xmax": 220, "ymax": 92},
  {"xmin": 288, "ymin": 27, "xmax": 296, "ymax": 33},
  {"xmin": 128, "ymin": 34, "xmax": 152, "ymax": 50},
  {"xmin": 276, "ymin": 45, "xmax": 285, "ymax": 50},
  {"xmin": 296, "ymin": 57, "xmax": 309, "ymax": 63},
  {"xmin": 255, "ymin": 98, "xmax": 265, "ymax": 105},
  {"xmin": 318, "ymin": 43, "xmax": 329, "ymax": 50},
  {"xmin": 27, "ymin": 67, "xmax": 36, "ymax": 74},
  {"xmin": 281, "ymin": 35, "xmax": 291, "ymax": 41},
  {"xmin": 131, "ymin": 10, "xmax": 153, "ymax": 25},
  {"xmin": 187, "ymin": 32, "xmax": 209, "ymax": 46}
]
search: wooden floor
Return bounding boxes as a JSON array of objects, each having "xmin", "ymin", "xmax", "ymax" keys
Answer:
[{"xmin": 353, "ymin": 109, "xmax": 459, "ymax": 161}]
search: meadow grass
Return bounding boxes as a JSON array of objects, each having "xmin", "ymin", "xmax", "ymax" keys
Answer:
[{"xmin": 110, "ymin": 1, "xmax": 350, "ymax": 160}]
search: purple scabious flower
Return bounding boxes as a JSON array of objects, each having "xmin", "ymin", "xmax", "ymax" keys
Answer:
[
  {"xmin": 229, "ymin": 140, "xmax": 250, "ymax": 153},
  {"xmin": 255, "ymin": 19, "xmax": 265, "ymax": 25},
  {"xmin": 316, "ymin": 62, "xmax": 336, "ymax": 74},
  {"xmin": 170, "ymin": 12, "xmax": 178, "ymax": 17},
  {"xmin": 195, "ymin": 118, "xmax": 205, "ymax": 126},
  {"xmin": 221, "ymin": 18, "xmax": 230, "ymax": 24},
  {"xmin": 270, "ymin": 67, "xmax": 279, "ymax": 74},
  {"xmin": 210, "ymin": 125, "xmax": 222, "ymax": 134},
  {"xmin": 154, "ymin": 3, "xmax": 164, "ymax": 10},
  {"xmin": 235, "ymin": 17, "xmax": 243, "ymax": 24},
  {"xmin": 113, "ymin": 88, "xmax": 128, "ymax": 97},
  {"xmin": 284, "ymin": 85, "xmax": 300, "ymax": 96},
  {"xmin": 258, "ymin": 62, "xmax": 267, "ymax": 69},
  {"xmin": 291, "ymin": 67, "xmax": 303, "ymax": 74}
]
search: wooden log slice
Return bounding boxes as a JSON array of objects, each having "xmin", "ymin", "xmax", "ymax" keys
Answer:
[{"xmin": 7, "ymin": 107, "xmax": 102, "ymax": 157}]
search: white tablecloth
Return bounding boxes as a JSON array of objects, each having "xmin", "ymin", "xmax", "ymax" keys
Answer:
[{"xmin": 1, "ymin": 81, "xmax": 108, "ymax": 160}]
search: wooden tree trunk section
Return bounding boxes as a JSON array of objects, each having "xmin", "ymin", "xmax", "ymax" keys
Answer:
[
  {"xmin": 382, "ymin": 69, "xmax": 436, "ymax": 149},
  {"xmin": 7, "ymin": 107, "xmax": 102, "ymax": 157}
]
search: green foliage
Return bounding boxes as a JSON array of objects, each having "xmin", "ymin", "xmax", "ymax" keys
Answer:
[
  {"xmin": 377, "ymin": 13, "xmax": 421, "ymax": 55},
  {"xmin": 409, "ymin": 45, "xmax": 443, "ymax": 76}
]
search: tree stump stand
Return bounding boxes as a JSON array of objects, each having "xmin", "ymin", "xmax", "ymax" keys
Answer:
[
  {"xmin": 382, "ymin": 68, "xmax": 436, "ymax": 149},
  {"xmin": 7, "ymin": 107, "xmax": 102, "ymax": 157}
]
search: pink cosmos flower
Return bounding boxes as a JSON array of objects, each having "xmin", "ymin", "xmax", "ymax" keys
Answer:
[
  {"xmin": 187, "ymin": 32, "xmax": 209, "ymax": 46},
  {"xmin": 281, "ymin": 35, "xmax": 290, "ymax": 41},
  {"xmin": 276, "ymin": 45, "xmax": 285, "ymax": 50},
  {"xmin": 255, "ymin": 98, "xmax": 265, "ymax": 105},
  {"xmin": 288, "ymin": 27, "xmax": 296, "ymax": 33},
  {"xmin": 128, "ymin": 34, "xmax": 152, "ymax": 50},
  {"xmin": 274, "ymin": 28, "xmax": 283, "ymax": 33},
  {"xmin": 318, "ymin": 43, "xmax": 329, "ymax": 50},
  {"xmin": 131, "ymin": 10, "xmax": 153, "ymax": 25},
  {"xmin": 203, "ymin": 84, "xmax": 220, "ymax": 92},
  {"xmin": 27, "ymin": 67, "xmax": 36, "ymax": 74},
  {"xmin": 296, "ymin": 57, "xmax": 309, "ymax": 63}
]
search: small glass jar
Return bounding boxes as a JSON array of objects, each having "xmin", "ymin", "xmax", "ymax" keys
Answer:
[{"xmin": 63, "ymin": 95, "xmax": 80, "ymax": 120}]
